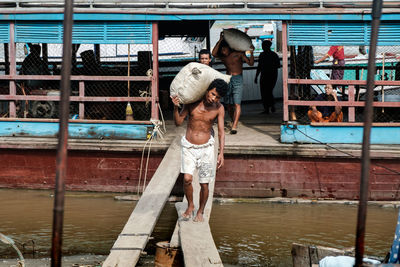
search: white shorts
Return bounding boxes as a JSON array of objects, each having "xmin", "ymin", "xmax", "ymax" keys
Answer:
[{"xmin": 181, "ymin": 135, "xmax": 215, "ymax": 184}]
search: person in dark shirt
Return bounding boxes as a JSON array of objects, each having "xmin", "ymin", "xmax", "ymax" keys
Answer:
[
  {"xmin": 20, "ymin": 44, "xmax": 50, "ymax": 89},
  {"xmin": 308, "ymin": 84, "xmax": 343, "ymax": 122},
  {"xmin": 254, "ymin": 40, "xmax": 281, "ymax": 113}
]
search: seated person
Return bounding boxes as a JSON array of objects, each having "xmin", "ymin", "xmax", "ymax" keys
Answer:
[
  {"xmin": 20, "ymin": 44, "xmax": 50, "ymax": 89},
  {"xmin": 308, "ymin": 84, "xmax": 343, "ymax": 123}
]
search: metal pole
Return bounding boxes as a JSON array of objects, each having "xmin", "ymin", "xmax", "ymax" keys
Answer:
[
  {"xmin": 50, "ymin": 0, "xmax": 74, "ymax": 266},
  {"xmin": 281, "ymin": 22, "xmax": 289, "ymax": 122},
  {"xmin": 355, "ymin": 0, "xmax": 382, "ymax": 266},
  {"xmin": 151, "ymin": 22, "xmax": 159, "ymax": 120}
]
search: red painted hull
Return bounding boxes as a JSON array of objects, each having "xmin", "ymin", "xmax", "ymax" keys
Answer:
[{"xmin": 1, "ymin": 149, "xmax": 400, "ymax": 200}]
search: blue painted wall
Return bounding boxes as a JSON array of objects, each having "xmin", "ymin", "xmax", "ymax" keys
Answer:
[
  {"xmin": 281, "ymin": 124, "xmax": 400, "ymax": 144},
  {"xmin": 0, "ymin": 13, "xmax": 400, "ymax": 22},
  {"xmin": 0, "ymin": 121, "xmax": 152, "ymax": 140}
]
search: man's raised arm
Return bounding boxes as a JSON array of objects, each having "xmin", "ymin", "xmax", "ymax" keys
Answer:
[{"xmin": 171, "ymin": 96, "xmax": 188, "ymax": 126}]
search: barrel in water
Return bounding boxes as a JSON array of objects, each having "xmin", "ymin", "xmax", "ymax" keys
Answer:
[
  {"xmin": 155, "ymin": 241, "xmax": 182, "ymax": 267},
  {"xmin": 223, "ymin": 28, "xmax": 253, "ymax": 52}
]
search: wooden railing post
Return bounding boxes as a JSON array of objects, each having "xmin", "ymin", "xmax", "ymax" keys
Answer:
[
  {"xmin": 282, "ymin": 21, "xmax": 289, "ymax": 122},
  {"xmin": 151, "ymin": 22, "xmax": 159, "ymax": 121},
  {"xmin": 79, "ymin": 81, "xmax": 85, "ymax": 119},
  {"xmin": 348, "ymin": 85, "xmax": 355, "ymax": 122},
  {"xmin": 9, "ymin": 22, "xmax": 16, "ymax": 118}
]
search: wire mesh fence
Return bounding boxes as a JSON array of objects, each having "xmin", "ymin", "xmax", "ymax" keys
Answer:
[
  {"xmin": 0, "ymin": 42, "xmax": 156, "ymax": 120},
  {"xmin": 288, "ymin": 44, "xmax": 400, "ymax": 123},
  {"xmin": 0, "ymin": 36, "xmax": 208, "ymax": 121}
]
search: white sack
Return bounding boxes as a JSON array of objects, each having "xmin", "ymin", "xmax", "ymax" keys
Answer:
[
  {"xmin": 170, "ymin": 62, "xmax": 231, "ymax": 104},
  {"xmin": 223, "ymin": 28, "xmax": 253, "ymax": 52}
]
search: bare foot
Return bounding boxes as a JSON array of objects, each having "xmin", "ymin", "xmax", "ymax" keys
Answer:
[
  {"xmin": 193, "ymin": 212, "xmax": 204, "ymax": 222},
  {"xmin": 181, "ymin": 206, "xmax": 194, "ymax": 220}
]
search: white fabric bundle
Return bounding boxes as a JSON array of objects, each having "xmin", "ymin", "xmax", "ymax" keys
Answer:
[
  {"xmin": 170, "ymin": 62, "xmax": 231, "ymax": 104},
  {"xmin": 223, "ymin": 28, "xmax": 253, "ymax": 52}
]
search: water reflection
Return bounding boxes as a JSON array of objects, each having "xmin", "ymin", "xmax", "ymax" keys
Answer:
[{"xmin": 0, "ymin": 189, "xmax": 397, "ymax": 267}]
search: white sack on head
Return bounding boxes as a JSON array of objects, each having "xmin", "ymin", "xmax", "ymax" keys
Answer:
[
  {"xmin": 223, "ymin": 28, "xmax": 253, "ymax": 52},
  {"xmin": 170, "ymin": 62, "xmax": 231, "ymax": 104}
]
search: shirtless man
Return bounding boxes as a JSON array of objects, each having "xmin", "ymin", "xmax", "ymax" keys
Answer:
[
  {"xmin": 171, "ymin": 79, "xmax": 228, "ymax": 222},
  {"xmin": 212, "ymin": 32, "xmax": 254, "ymax": 134}
]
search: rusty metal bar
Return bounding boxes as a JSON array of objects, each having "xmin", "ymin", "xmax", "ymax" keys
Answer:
[
  {"xmin": 8, "ymin": 22, "xmax": 16, "ymax": 118},
  {"xmin": 79, "ymin": 81, "xmax": 85, "ymax": 119},
  {"xmin": 286, "ymin": 100, "xmax": 400, "ymax": 108},
  {"xmin": 287, "ymin": 78, "xmax": 400, "ymax": 86},
  {"xmin": 151, "ymin": 22, "xmax": 159, "ymax": 120},
  {"xmin": 0, "ymin": 117, "xmax": 153, "ymax": 124},
  {"xmin": 348, "ymin": 85, "xmax": 355, "ymax": 122},
  {"xmin": 0, "ymin": 95, "xmax": 153, "ymax": 102},
  {"xmin": 355, "ymin": 0, "xmax": 382, "ymax": 266},
  {"xmin": 282, "ymin": 21, "xmax": 289, "ymax": 122},
  {"xmin": 0, "ymin": 74, "xmax": 152, "ymax": 81},
  {"xmin": 50, "ymin": 0, "xmax": 74, "ymax": 266}
]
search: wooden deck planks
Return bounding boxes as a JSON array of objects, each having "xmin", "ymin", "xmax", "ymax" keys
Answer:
[
  {"xmin": 179, "ymin": 221, "xmax": 223, "ymax": 267},
  {"xmin": 102, "ymin": 136, "xmax": 182, "ymax": 267},
  {"xmin": 170, "ymin": 136, "xmax": 222, "ymax": 266}
]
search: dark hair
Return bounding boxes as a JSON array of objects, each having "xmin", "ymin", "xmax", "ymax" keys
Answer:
[
  {"xmin": 262, "ymin": 40, "xmax": 272, "ymax": 51},
  {"xmin": 217, "ymin": 40, "xmax": 231, "ymax": 57},
  {"xmin": 199, "ymin": 49, "xmax": 211, "ymax": 59},
  {"xmin": 30, "ymin": 44, "xmax": 41, "ymax": 55},
  {"xmin": 207, "ymin": 78, "xmax": 228, "ymax": 97}
]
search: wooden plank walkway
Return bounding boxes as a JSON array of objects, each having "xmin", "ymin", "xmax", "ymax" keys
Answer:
[
  {"xmin": 102, "ymin": 136, "xmax": 181, "ymax": 267},
  {"xmin": 170, "ymin": 137, "xmax": 223, "ymax": 266}
]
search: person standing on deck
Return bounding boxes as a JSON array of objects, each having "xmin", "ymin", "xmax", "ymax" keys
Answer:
[
  {"xmin": 171, "ymin": 79, "xmax": 228, "ymax": 222},
  {"xmin": 314, "ymin": 46, "xmax": 345, "ymax": 92},
  {"xmin": 212, "ymin": 32, "xmax": 254, "ymax": 134},
  {"xmin": 199, "ymin": 49, "xmax": 212, "ymax": 66},
  {"xmin": 254, "ymin": 40, "xmax": 281, "ymax": 114}
]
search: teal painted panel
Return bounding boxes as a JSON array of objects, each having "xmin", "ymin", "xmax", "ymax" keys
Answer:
[
  {"xmin": 288, "ymin": 22, "xmax": 400, "ymax": 46},
  {"xmin": 0, "ymin": 121, "xmax": 152, "ymax": 140},
  {"xmin": 2, "ymin": 13, "xmax": 400, "ymax": 22},
  {"xmin": 280, "ymin": 124, "xmax": 400, "ymax": 144},
  {"xmin": 15, "ymin": 22, "xmax": 62, "ymax": 43},
  {"xmin": 0, "ymin": 22, "xmax": 9, "ymax": 43},
  {"xmin": 15, "ymin": 21, "xmax": 152, "ymax": 44}
]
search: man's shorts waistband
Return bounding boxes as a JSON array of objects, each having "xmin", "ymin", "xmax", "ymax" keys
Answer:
[{"xmin": 181, "ymin": 135, "xmax": 215, "ymax": 149}]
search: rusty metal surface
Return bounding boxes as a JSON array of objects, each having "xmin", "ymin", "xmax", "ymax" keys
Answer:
[
  {"xmin": 51, "ymin": 0, "xmax": 74, "ymax": 265},
  {"xmin": 0, "ymin": 150, "xmax": 399, "ymax": 200}
]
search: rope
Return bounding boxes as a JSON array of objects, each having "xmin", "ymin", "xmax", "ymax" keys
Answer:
[
  {"xmin": 137, "ymin": 118, "xmax": 166, "ymax": 195},
  {"xmin": 293, "ymin": 125, "xmax": 400, "ymax": 176}
]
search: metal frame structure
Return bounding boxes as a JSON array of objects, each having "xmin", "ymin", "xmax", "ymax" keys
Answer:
[
  {"xmin": 0, "ymin": 21, "xmax": 159, "ymax": 122},
  {"xmin": 281, "ymin": 21, "xmax": 400, "ymax": 124}
]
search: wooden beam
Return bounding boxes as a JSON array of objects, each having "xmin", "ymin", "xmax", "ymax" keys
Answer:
[
  {"xmin": 103, "ymin": 136, "xmax": 181, "ymax": 267},
  {"xmin": 170, "ymin": 134, "xmax": 222, "ymax": 266},
  {"xmin": 179, "ymin": 222, "xmax": 223, "ymax": 267}
]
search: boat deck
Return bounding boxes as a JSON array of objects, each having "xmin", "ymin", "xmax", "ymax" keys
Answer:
[{"xmin": 1, "ymin": 101, "xmax": 400, "ymax": 159}]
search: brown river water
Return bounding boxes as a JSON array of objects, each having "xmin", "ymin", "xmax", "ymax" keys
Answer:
[{"xmin": 0, "ymin": 189, "xmax": 398, "ymax": 266}]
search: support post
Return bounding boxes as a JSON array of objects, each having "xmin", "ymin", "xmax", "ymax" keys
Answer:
[
  {"xmin": 355, "ymin": 0, "xmax": 382, "ymax": 266},
  {"xmin": 79, "ymin": 81, "xmax": 85, "ymax": 119},
  {"xmin": 348, "ymin": 85, "xmax": 355, "ymax": 122},
  {"xmin": 51, "ymin": 0, "xmax": 74, "ymax": 266},
  {"xmin": 151, "ymin": 22, "xmax": 159, "ymax": 120},
  {"xmin": 8, "ymin": 22, "xmax": 16, "ymax": 118},
  {"xmin": 282, "ymin": 22, "xmax": 289, "ymax": 122}
]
